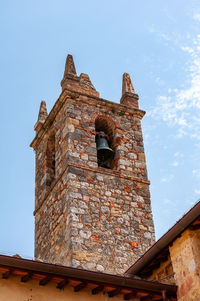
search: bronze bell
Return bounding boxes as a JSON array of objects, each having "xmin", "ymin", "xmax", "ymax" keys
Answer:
[{"xmin": 96, "ymin": 131, "xmax": 114, "ymax": 167}]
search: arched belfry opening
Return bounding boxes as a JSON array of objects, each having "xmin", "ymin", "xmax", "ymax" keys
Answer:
[
  {"xmin": 46, "ymin": 133, "xmax": 55, "ymax": 187},
  {"xmin": 95, "ymin": 116, "xmax": 115, "ymax": 168}
]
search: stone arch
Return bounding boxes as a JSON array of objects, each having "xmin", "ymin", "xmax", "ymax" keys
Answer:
[
  {"xmin": 95, "ymin": 115, "xmax": 116, "ymax": 168},
  {"xmin": 95, "ymin": 115, "xmax": 115, "ymax": 145}
]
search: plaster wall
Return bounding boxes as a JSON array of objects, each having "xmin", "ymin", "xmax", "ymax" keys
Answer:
[{"xmin": 0, "ymin": 277, "xmax": 122, "ymax": 301}]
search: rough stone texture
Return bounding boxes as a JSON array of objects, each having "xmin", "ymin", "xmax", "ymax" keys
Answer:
[
  {"xmin": 120, "ymin": 73, "xmax": 139, "ymax": 109},
  {"xmin": 122, "ymin": 73, "xmax": 135, "ymax": 95},
  {"xmin": 61, "ymin": 54, "xmax": 99, "ymax": 98},
  {"xmin": 146, "ymin": 227, "xmax": 200, "ymax": 299},
  {"xmin": 169, "ymin": 229, "xmax": 200, "ymax": 301},
  {"xmin": 147, "ymin": 256, "xmax": 175, "ymax": 285},
  {"xmin": 34, "ymin": 101, "xmax": 48, "ymax": 133},
  {"xmin": 31, "ymin": 55, "xmax": 155, "ymax": 275}
]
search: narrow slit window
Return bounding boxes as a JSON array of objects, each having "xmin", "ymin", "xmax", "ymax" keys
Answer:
[{"xmin": 46, "ymin": 134, "xmax": 55, "ymax": 186}]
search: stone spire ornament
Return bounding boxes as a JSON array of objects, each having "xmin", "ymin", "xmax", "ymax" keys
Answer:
[
  {"xmin": 61, "ymin": 54, "xmax": 99, "ymax": 97},
  {"xmin": 122, "ymin": 73, "xmax": 135, "ymax": 95},
  {"xmin": 34, "ymin": 100, "xmax": 48, "ymax": 132},
  {"xmin": 120, "ymin": 73, "xmax": 139, "ymax": 109},
  {"xmin": 61, "ymin": 54, "xmax": 78, "ymax": 91},
  {"xmin": 79, "ymin": 73, "xmax": 96, "ymax": 91},
  {"xmin": 63, "ymin": 54, "xmax": 77, "ymax": 76}
]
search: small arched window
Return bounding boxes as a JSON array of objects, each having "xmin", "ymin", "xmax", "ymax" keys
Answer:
[
  {"xmin": 46, "ymin": 133, "xmax": 55, "ymax": 187},
  {"xmin": 95, "ymin": 116, "xmax": 115, "ymax": 169}
]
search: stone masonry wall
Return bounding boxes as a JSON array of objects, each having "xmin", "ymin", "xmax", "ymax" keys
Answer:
[
  {"xmin": 32, "ymin": 71, "xmax": 155, "ymax": 275},
  {"xmin": 169, "ymin": 229, "xmax": 200, "ymax": 301},
  {"xmin": 147, "ymin": 256, "xmax": 175, "ymax": 285},
  {"xmin": 35, "ymin": 165, "xmax": 154, "ymax": 274}
]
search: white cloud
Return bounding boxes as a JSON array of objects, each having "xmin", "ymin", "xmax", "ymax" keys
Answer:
[
  {"xmin": 148, "ymin": 32, "xmax": 200, "ymax": 142},
  {"xmin": 172, "ymin": 161, "xmax": 179, "ymax": 167},
  {"xmin": 161, "ymin": 174, "xmax": 174, "ymax": 183},
  {"xmin": 192, "ymin": 169, "xmax": 200, "ymax": 177},
  {"xmin": 194, "ymin": 189, "xmax": 200, "ymax": 194},
  {"xmin": 192, "ymin": 170, "xmax": 200, "ymax": 187},
  {"xmin": 163, "ymin": 199, "xmax": 171, "ymax": 204},
  {"xmin": 193, "ymin": 13, "xmax": 200, "ymax": 21},
  {"xmin": 148, "ymin": 15, "xmax": 200, "ymax": 190},
  {"xmin": 174, "ymin": 152, "xmax": 183, "ymax": 157}
]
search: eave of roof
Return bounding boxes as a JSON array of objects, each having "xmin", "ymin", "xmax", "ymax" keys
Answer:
[
  {"xmin": 125, "ymin": 200, "xmax": 200, "ymax": 277},
  {"xmin": 0, "ymin": 254, "xmax": 177, "ymax": 299}
]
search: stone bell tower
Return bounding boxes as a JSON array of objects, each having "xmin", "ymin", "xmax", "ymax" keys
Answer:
[{"xmin": 31, "ymin": 54, "xmax": 155, "ymax": 275}]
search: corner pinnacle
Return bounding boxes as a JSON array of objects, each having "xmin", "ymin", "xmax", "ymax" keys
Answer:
[
  {"xmin": 122, "ymin": 73, "xmax": 135, "ymax": 95},
  {"xmin": 34, "ymin": 100, "xmax": 48, "ymax": 132},
  {"xmin": 61, "ymin": 54, "xmax": 99, "ymax": 97},
  {"xmin": 120, "ymin": 73, "xmax": 139, "ymax": 109},
  {"xmin": 63, "ymin": 54, "xmax": 77, "ymax": 76}
]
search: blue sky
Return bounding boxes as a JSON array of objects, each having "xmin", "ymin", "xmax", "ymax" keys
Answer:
[{"xmin": 1, "ymin": 0, "xmax": 200, "ymax": 258}]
